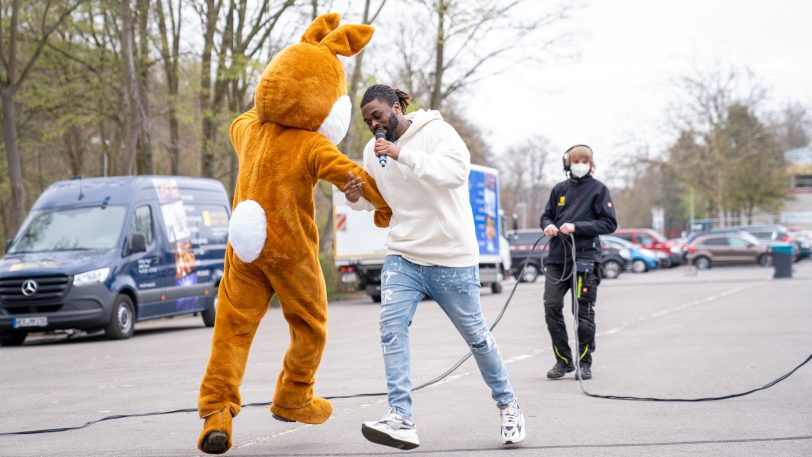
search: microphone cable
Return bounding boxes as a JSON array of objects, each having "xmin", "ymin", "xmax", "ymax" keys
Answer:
[
  {"xmin": 559, "ymin": 233, "xmax": 812, "ymax": 401},
  {"xmin": 0, "ymin": 236, "xmax": 552, "ymax": 437},
  {"xmin": 2, "ymin": 234, "xmax": 809, "ymax": 435}
]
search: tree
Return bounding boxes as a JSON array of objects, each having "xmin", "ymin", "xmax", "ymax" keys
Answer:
[
  {"xmin": 134, "ymin": 0, "xmax": 154, "ymax": 174},
  {"xmin": 497, "ymin": 135, "xmax": 554, "ymax": 229},
  {"xmin": 0, "ymin": 0, "xmax": 82, "ymax": 233},
  {"xmin": 193, "ymin": 0, "xmax": 295, "ymax": 180},
  {"xmin": 656, "ymin": 66, "xmax": 774, "ymax": 226},
  {"xmin": 119, "ymin": 0, "xmax": 144, "ymax": 175},
  {"xmin": 722, "ymin": 103, "xmax": 788, "ymax": 222},
  {"xmin": 338, "ymin": 0, "xmax": 388, "ymax": 159},
  {"xmin": 154, "ymin": 0, "xmax": 182, "ymax": 174},
  {"xmin": 773, "ymin": 103, "xmax": 810, "ymax": 152},
  {"xmin": 397, "ymin": 0, "xmax": 572, "ymax": 110}
]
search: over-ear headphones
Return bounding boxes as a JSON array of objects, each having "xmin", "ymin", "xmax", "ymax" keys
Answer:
[{"xmin": 562, "ymin": 144, "xmax": 593, "ymax": 174}]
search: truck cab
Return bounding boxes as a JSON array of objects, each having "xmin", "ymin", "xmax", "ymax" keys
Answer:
[{"xmin": 0, "ymin": 176, "xmax": 231, "ymax": 345}]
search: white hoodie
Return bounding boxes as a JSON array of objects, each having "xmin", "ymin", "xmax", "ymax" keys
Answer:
[{"xmin": 349, "ymin": 109, "xmax": 479, "ymax": 267}]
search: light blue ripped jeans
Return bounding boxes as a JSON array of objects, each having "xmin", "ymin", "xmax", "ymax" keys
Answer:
[{"xmin": 379, "ymin": 255, "xmax": 516, "ymax": 420}]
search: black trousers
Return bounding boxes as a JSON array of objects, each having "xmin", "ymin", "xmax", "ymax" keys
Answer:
[{"xmin": 543, "ymin": 262, "xmax": 598, "ymax": 365}]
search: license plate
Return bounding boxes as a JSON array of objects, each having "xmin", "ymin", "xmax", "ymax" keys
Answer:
[
  {"xmin": 341, "ymin": 272, "xmax": 358, "ymax": 283},
  {"xmin": 12, "ymin": 316, "xmax": 48, "ymax": 328}
]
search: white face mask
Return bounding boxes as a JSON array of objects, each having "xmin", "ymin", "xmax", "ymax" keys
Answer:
[{"xmin": 570, "ymin": 163, "xmax": 591, "ymax": 178}]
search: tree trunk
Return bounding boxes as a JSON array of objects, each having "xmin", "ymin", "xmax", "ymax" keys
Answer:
[
  {"xmin": 64, "ymin": 125, "xmax": 85, "ymax": 177},
  {"xmin": 135, "ymin": 0, "xmax": 153, "ymax": 175},
  {"xmin": 0, "ymin": 86, "xmax": 25, "ymax": 232},
  {"xmin": 119, "ymin": 0, "xmax": 141, "ymax": 175},
  {"xmin": 199, "ymin": 1, "xmax": 219, "ymax": 178},
  {"xmin": 430, "ymin": 1, "xmax": 447, "ymax": 109},
  {"xmin": 155, "ymin": 0, "xmax": 181, "ymax": 175}
]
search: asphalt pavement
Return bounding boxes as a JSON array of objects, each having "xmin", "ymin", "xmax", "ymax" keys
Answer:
[{"xmin": 0, "ymin": 261, "xmax": 810, "ymax": 456}]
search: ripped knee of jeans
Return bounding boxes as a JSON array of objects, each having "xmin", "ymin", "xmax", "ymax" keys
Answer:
[
  {"xmin": 380, "ymin": 325, "xmax": 404, "ymax": 354},
  {"xmin": 470, "ymin": 330, "xmax": 495, "ymax": 354}
]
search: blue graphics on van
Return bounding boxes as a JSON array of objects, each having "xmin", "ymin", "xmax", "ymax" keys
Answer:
[{"xmin": 468, "ymin": 168, "xmax": 500, "ymax": 257}]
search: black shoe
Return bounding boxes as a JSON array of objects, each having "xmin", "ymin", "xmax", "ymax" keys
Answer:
[
  {"xmin": 577, "ymin": 363, "xmax": 592, "ymax": 380},
  {"xmin": 547, "ymin": 361, "xmax": 575, "ymax": 379}
]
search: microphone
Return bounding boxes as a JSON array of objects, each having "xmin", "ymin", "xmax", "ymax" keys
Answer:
[{"xmin": 375, "ymin": 128, "xmax": 387, "ymax": 167}]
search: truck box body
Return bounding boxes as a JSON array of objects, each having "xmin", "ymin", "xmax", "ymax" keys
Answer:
[
  {"xmin": 333, "ymin": 164, "xmax": 509, "ymax": 302},
  {"xmin": 0, "ymin": 176, "xmax": 231, "ymax": 345}
]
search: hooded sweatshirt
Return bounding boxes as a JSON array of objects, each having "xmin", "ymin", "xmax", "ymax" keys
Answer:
[{"xmin": 348, "ymin": 109, "xmax": 478, "ymax": 267}]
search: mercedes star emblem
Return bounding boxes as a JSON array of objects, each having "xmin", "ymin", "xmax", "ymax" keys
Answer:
[{"xmin": 21, "ymin": 279, "xmax": 38, "ymax": 297}]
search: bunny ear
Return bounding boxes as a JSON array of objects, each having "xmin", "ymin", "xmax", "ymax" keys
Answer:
[
  {"xmin": 319, "ymin": 24, "xmax": 374, "ymax": 57},
  {"xmin": 301, "ymin": 13, "xmax": 341, "ymax": 44}
]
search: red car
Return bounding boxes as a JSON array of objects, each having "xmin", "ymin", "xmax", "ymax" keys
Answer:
[{"xmin": 613, "ymin": 228, "xmax": 683, "ymax": 267}]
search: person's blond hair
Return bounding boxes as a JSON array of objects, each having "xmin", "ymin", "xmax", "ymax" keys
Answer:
[{"xmin": 566, "ymin": 145, "xmax": 595, "ymax": 172}]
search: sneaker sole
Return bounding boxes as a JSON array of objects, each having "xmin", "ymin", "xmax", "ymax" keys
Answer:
[
  {"xmin": 361, "ymin": 424, "xmax": 419, "ymax": 450},
  {"xmin": 503, "ymin": 433, "xmax": 527, "ymax": 445},
  {"xmin": 201, "ymin": 431, "xmax": 229, "ymax": 454}
]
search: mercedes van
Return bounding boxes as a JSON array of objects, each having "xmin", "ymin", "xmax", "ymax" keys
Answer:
[{"xmin": 0, "ymin": 176, "xmax": 231, "ymax": 346}]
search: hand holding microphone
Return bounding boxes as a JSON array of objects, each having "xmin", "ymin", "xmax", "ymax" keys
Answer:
[{"xmin": 375, "ymin": 128, "xmax": 388, "ymax": 167}]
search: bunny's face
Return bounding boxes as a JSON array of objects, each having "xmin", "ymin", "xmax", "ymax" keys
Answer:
[{"xmin": 254, "ymin": 14, "xmax": 373, "ymax": 143}]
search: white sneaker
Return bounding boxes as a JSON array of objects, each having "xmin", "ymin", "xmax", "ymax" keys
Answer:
[
  {"xmin": 500, "ymin": 400, "xmax": 526, "ymax": 445},
  {"xmin": 361, "ymin": 407, "xmax": 420, "ymax": 450}
]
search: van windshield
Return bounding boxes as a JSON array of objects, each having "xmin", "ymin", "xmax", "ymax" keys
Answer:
[{"xmin": 9, "ymin": 206, "xmax": 127, "ymax": 253}]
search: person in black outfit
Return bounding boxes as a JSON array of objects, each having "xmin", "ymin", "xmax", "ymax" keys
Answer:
[{"xmin": 539, "ymin": 145, "xmax": 617, "ymax": 380}]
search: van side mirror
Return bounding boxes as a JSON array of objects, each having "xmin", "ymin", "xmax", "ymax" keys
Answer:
[
  {"xmin": 511, "ymin": 214, "xmax": 518, "ymax": 231},
  {"xmin": 128, "ymin": 233, "xmax": 147, "ymax": 255},
  {"xmin": 4, "ymin": 239, "xmax": 12, "ymax": 252}
]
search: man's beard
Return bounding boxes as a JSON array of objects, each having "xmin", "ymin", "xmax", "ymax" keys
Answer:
[{"xmin": 384, "ymin": 111, "xmax": 399, "ymax": 142}]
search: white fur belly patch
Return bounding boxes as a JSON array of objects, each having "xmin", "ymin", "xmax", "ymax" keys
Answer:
[{"xmin": 228, "ymin": 199, "xmax": 267, "ymax": 263}]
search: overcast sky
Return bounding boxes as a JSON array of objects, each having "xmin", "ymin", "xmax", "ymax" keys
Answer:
[{"xmin": 465, "ymin": 0, "xmax": 812, "ymax": 175}]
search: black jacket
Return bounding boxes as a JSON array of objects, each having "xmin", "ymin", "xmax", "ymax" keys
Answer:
[{"xmin": 539, "ymin": 174, "xmax": 617, "ymax": 263}]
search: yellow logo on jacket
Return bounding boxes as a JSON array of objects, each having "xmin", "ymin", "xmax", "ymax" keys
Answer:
[{"xmin": 558, "ymin": 196, "xmax": 566, "ymax": 207}]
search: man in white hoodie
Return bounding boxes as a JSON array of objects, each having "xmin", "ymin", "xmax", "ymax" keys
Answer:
[{"xmin": 342, "ymin": 84, "xmax": 525, "ymax": 450}]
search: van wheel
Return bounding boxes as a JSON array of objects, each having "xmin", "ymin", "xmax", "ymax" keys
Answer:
[
  {"xmin": 0, "ymin": 331, "xmax": 27, "ymax": 347},
  {"xmin": 520, "ymin": 264, "xmax": 539, "ymax": 283},
  {"xmin": 693, "ymin": 256, "xmax": 711, "ymax": 270},
  {"xmin": 491, "ymin": 281, "xmax": 503, "ymax": 294},
  {"xmin": 601, "ymin": 260, "xmax": 622, "ymax": 279},
  {"xmin": 371, "ymin": 293, "xmax": 382, "ymax": 303},
  {"xmin": 105, "ymin": 295, "xmax": 135, "ymax": 340},
  {"xmin": 201, "ymin": 289, "xmax": 218, "ymax": 327}
]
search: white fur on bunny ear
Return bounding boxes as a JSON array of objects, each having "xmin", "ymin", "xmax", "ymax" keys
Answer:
[{"xmin": 317, "ymin": 95, "xmax": 351, "ymax": 145}]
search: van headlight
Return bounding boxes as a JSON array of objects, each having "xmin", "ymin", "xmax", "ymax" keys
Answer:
[{"xmin": 73, "ymin": 268, "xmax": 110, "ymax": 286}]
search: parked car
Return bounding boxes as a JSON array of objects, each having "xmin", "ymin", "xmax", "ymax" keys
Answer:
[
  {"xmin": 0, "ymin": 176, "xmax": 231, "ymax": 346},
  {"xmin": 507, "ymin": 230, "xmax": 548, "ymax": 282},
  {"xmin": 711, "ymin": 225, "xmax": 800, "ymax": 261},
  {"xmin": 685, "ymin": 232, "xmax": 770, "ymax": 269},
  {"xmin": 600, "ymin": 244, "xmax": 632, "ymax": 279},
  {"xmin": 789, "ymin": 230, "xmax": 812, "ymax": 260},
  {"xmin": 507, "ymin": 229, "xmax": 631, "ymax": 282},
  {"xmin": 668, "ymin": 236, "xmax": 691, "ymax": 262},
  {"xmin": 600, "ymin": 235, "xmax": 660, "ymax": 273},
  {"xmin": 612, "ymin": 228, "xmax": 683, "ymax": 267}
]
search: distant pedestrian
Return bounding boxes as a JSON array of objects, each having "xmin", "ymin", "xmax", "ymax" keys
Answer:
[{"xmin": 540, "ymin": 145, "xmax": 617, "ymax": 380}]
